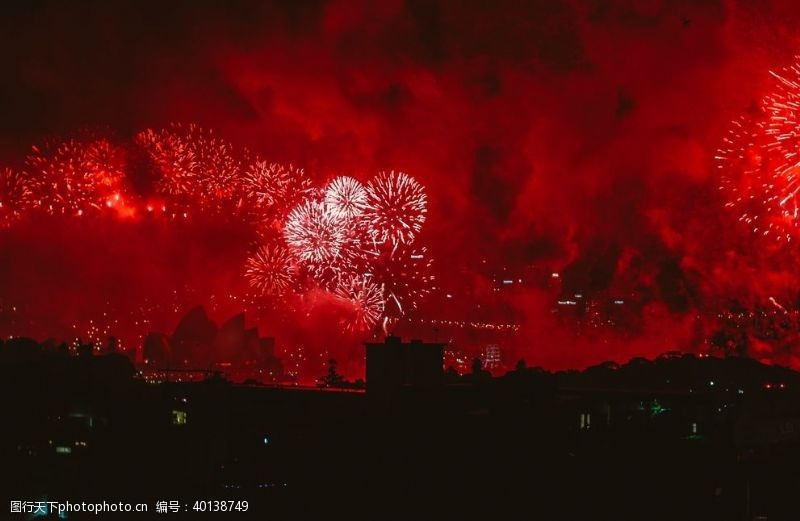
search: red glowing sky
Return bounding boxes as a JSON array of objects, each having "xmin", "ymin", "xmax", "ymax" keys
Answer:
[{"xmin": 5, "ymin": 0, "xmax": 800, "ymax": 372}]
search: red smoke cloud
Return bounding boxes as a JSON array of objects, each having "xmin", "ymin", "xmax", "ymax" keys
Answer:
[{"xmin": 6, "ymin": 1, "xmax": 800, "ymax": 374}]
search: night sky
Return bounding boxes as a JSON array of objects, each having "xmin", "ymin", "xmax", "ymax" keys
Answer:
[{"xmin": 4, "ymin": 0, "xmax": 800, "ymax": 376}]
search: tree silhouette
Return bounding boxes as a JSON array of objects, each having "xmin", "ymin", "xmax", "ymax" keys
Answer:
[{"xmin": 323, "ymin": 358, "xmax": 344, "ymax": 388}]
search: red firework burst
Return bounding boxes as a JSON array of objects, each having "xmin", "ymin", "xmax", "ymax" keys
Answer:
[
  {"xmin": 244, "ymin": 244, "xmax": 295, "ymax": 296},
  {"xmin": 364, "ymin": 171, "xmax": 427, "ymax": 246},
  {"xmin": 25, "ymin": 138, "xmax": 127, "ymax": 216},
  {"xmin": 243, "ymin": 160, "xmax": 312, "ymax": 218},
  {"xmin": 135, "ymin": 124, "xmax": 242, "ymax": 213},
  {"xmin": 191, "ymin": 127, "xmax": 241, "ymax": 203},
  {"xmin": 0, "ymin": 122, "xmax": 435, "ymax": 351},
  {"xmin": 244, "ymin": 160, "xmax": 289, "ymax": 208},
  {"xmin": 334, "ymin": 274, "xmax": 384, "ymax": 331},
  {"xmin": 0, "ymin": 168, "xmax": 33, "ymax": 227},
  {"xmin": 718, "ymin": 59, "xmax": 800, "ymax": 242},
  {"xmin": 135, "ymin": 127, "xmax": 198, "ymax": 197}
]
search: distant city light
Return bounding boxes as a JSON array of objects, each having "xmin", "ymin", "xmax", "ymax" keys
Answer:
[{"xmin": 171, "ymin": 410, "xmax": 188, "ymax": 425}]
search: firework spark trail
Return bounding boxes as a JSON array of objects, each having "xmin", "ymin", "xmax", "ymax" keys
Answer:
[
  {"xmin": 280, "ymin": 164, "xmax": 314, "ymax": 209},
  {"xmin": 364, "ymin": 171, "xmax": 427, "ymax": 247},
  {"xmin": 768, "ymin": 296, "xmax": 788, "ymax": 314}
]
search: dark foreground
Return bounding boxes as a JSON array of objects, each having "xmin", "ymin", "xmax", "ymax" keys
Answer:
[{"xmin": 3, "ymin": 348, "xmax": 800, "ymax": 520}]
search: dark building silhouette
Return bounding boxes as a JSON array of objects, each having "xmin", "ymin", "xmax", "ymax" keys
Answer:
[
  {"xmin": 171, "ymin": 306, "xmax": 217, "ymax": 365},
  {"xmin": 7, "ymin": 334, "xmax": 800, "ymax": 519},
  {"xmin": 364, "ymin": 335, "xmax": 444, "ymax": 392},
  {"xmin": 215, "ymin": 312, "xmax": 246, "ymax": 362},
  {"xmin": 142, "ymin": 332, "xmax": 170, "ymax": 366},
  {"xmin": 140, "ymin": 307, "xmax": 283, "ymax": 383}
]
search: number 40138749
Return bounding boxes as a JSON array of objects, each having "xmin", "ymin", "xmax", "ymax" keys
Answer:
[{"xmin": 192, "ymin": 500, "xmax": 249, "ymax": 512}]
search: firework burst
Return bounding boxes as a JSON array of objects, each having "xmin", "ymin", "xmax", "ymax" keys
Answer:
[
  {"xmin": 718, "ymin": 59, "xmax": 800, "ymax": 242},
  {"xmin": 364, "ymin": 171, "xmax": 427, "ymax": 247},
  {"xmin": 325, "ymin": 176, "xmax": 367, "ymax": 219},
  {"xmin": 284, "ymin": 199, "xmax": 347, "ymax": 266},
  {"xmin": 334, "ymin": 274, "xmax": 384, "ymax": 331},
  {"xmin": 0, "ymin": 168, "xmax": 33, "ymax": 227},
  {"xmin": 135, "ymin": 124, "xmax": 242, "ymax": 213},
  {"xmin": 190, "ymin": 126, "xmax": 241, "ymax": 204},
  {"xmin": 244, "ymin": 160, "xmax": 289, "ymax": 208},
  {"xmin": 243, "ymin": 160, "xmax": 312, "ymax": 221},
  {"xmin": 244, "ymin": 244, "xmax": 295, "ymax": 296},
  {"xmin": 1, "ymin": 123, "xmax": 435, "ymax": 351},
  {"xmin": 366, "ymin": 244, "xmax": 433, "ymax": 317},
  {"xmin": 135, "ymin": 127, "xmax": 198, "ymax": 197}
]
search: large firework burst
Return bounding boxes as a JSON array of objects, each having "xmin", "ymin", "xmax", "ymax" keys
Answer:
[
  {"xmin": 364, "ymin": 171, "xmax": 427, "ymax": 247},
  {"xmin": 718, "ymin": 60, "xmax": 800, "ymax": 242},
  {"xmin": 284, "ymin": 199, "xmax": 347, "ymax": 266}
]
